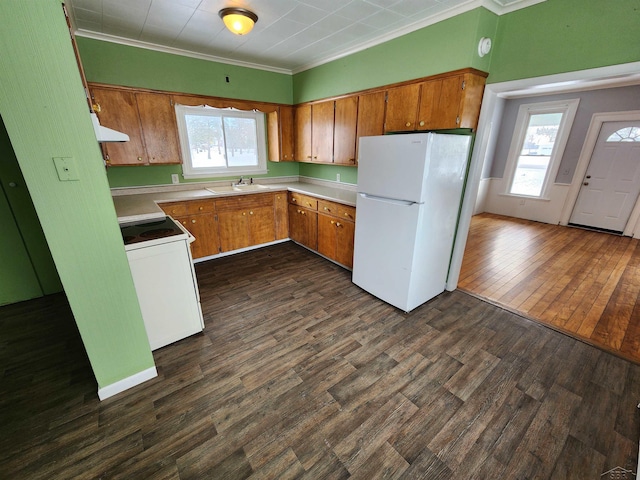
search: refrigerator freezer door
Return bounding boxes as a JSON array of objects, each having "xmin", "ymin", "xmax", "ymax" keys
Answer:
[
  {"xmin": 352, "ymin": 193, "xmax": 423, "ymax": 311},
  {"xmin": 358, "ymin": 133, "xmax": 432, "ymax": 203}
]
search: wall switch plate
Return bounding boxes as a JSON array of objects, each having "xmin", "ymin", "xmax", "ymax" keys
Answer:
[
  {"xmin": 171, "ymin": 174, "xmax": 180, "ymax": 184},
  {"xmin": 53, "ymin": 157, "xmax": 79, "ymax": 181}
]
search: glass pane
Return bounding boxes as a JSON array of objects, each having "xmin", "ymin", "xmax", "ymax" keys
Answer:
[
  {"xmin": 606, "ymin": 127, "xmax": 640, "ymax": 142},
  {"xmin": 223, "ymin": 117, "xmax": 258, "ymax": 167},
  {"xmin": 510, "ymin": 112, "xmax": 562, "ymax": 196},
  {"xmin": 185, "ymin": 115, "xmax": 226, "ymax": 168}
]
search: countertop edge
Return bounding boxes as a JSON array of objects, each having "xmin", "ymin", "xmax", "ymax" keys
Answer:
[{"xmin": 113, "ymin": 180, "xmax": 358, "ymax": 224}]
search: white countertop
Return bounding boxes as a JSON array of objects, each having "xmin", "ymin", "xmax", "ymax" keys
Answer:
[{"xmin": 113, "ymin": 179, "xmax": 358, "ymax": 224}]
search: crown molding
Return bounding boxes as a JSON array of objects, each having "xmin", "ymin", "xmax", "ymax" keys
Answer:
[{"xmin": 74, "ymin": 30, "xmax": 294, "ymax": 75}]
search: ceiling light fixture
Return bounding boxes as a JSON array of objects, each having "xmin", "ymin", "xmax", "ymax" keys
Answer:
[{"xmin": 219, "ymin": 7, "xmax": 258, "ymax": 36}]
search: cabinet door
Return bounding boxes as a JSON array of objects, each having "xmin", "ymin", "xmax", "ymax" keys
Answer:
[
  {"xmin": 458, "ymin": 73, "xmax": 486, "ymax": 130},
  {"xmin": 317, "ymin": 213, "xmax": 338, "ymax": 261},
  {"xmin": 432, "ymin": 75, "xmax": 465, "ymax": 129},
  {"xmin": 175, "ymin": 213, "xmax": 219, "ymax": 259},
  {"xmin": 280, "ymin": 106, "xmax": 295, "ymax": 161},
  {"xmin": 218, "ymin": 210, "xmax": 250, "ymax": 252},
  {"xmin": 333, "ymin": 97, "xmax": 358, "ymax": 165},
  {"xmin": 274, "ymin": 192, "xmax": 289, "ymax": 240},
  {"xmin": 91, "ymin": 88, "xmax": 146, "ymax": 165},
  {"xmin": 356, "ymin": 91, "xmax": 386, "ymax": 158},
  {"xmin": 416, "ymin": 79, "xmax": 443, "ymax": 131},
  {"xmin": 249, "ymin": 206, "xmax": 276, "ymax": 245},
  {"xmin": 136, "ymin": 92, "xmax": 181, "ymax": 164},
  {"xmin": 288, "ymin": 204, "xmax": 317, "ymax": 250},
  {"xmin": 268, "ymin": 106, "xmax": 295, "ymax": 162},
  {"xmin": 335, "ymin": 219, "xmax": 355, "ymax": 269},
  {"xmin": 384, "ymin": 83, "xmax": 420, "ymax": 133},
  {"xmin": 311, "ymin": 101, "xmax": 334, "ymax": 163},
  {"xmin": 294, "ymin": 104, "xmax": 312, "ymax": 161}
]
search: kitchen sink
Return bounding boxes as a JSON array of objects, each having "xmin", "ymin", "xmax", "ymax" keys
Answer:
[{"xmin": 206, "ymin": 184, "xmax": 270, "ymax": 194}]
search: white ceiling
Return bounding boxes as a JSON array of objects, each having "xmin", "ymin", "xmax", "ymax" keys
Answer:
[{"xmin": 66, "ymin": 0, "xmax": 543, "ymax": 74}]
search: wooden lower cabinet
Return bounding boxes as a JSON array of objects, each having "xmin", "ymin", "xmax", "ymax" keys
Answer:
[
  {"xmin": 317, "ymin": 200, "xmax": 356, "ymax": 268},
  {"xmin": 160, "ymin": 199, "xmax": 219, "ymax": 259},
  {"xmin": 288, "ymin": 204, "xmax": 317, "ymax": 251},
  {"xmin": 174, "ymin": 213, "xmax": 218, "ymax": 259},
  {"xmin": 216, "ymin": 193, "xmax": 277, "ymax": 253}
]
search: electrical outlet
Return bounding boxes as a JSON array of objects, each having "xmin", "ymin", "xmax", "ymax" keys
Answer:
[
  {"xmin": 336, "ymin": 173, "xmax": 341, "ymax": 183},
  {"xmin": 171, "ymin": 174, "xmax": 180, "ymax": 184}
]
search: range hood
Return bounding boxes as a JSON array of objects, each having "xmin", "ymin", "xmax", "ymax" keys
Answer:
[{"xmin": 90, "ymin": 113, "xmax": 129, "ymax": 143}]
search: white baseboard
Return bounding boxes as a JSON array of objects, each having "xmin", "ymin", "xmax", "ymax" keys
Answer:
[{"xmin": 97, "ymin": 366, "xmax": 158, "ymax": 401}]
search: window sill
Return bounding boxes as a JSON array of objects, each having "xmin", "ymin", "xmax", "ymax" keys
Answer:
[{"xmin": 498, "ymin": 193, "xmax": 551, "ymax": 202}]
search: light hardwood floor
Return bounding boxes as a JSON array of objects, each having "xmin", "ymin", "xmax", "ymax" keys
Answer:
[
  {"xmin": 459, "ymin": 213, "xmax": 640, "ymax": 363},
  {"xmin": 1, "ymin": 241, "xmax": 639, "ymax": 478}
]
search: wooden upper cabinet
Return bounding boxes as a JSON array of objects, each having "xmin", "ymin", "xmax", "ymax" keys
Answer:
[
  {"xmin": 294, "ymin": 104, "xmax": 312, "ymax": 161},
  {"xmin": 333, "ymin": 97, "xmax": 358, "ymax": 165},
  {"xmin": 356, "ymin": 91, "xmax": 386, "ymax": 158},
  {"xmin": 311, "ymin": 101, "xmax": 334, "ymax": 163},
  {"xmin": 91, "ymin": 87, "xmax": 146, "ymax": 165},
  {"xmin": 267, "ymin": 105, "xmax": 295, "ymax": 162},
  {"xmin": 384, "ymin": 83, "xmax": 420, "ymax": 133},
  {"xmin": 136, "ymin": 92, "xmax": 181, "ymax": 164}
]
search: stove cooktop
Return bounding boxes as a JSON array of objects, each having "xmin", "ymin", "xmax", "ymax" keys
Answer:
[{"xmin": 120, "ymin": 217, "xmax": 185, "ymax": 245}]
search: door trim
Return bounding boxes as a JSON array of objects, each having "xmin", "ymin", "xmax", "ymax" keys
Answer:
[{"xmin": 558, "ymin": 110, "xmax": 640, "ymax": 236}]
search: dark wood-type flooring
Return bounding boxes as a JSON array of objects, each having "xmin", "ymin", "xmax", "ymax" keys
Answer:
[
  {"xmin": 459, "ymin": 213, "xmax": 640, "ymax": 364},
  {"xmin": 2, "ymin": 241, "xmax": 640, "ymax": 478}
]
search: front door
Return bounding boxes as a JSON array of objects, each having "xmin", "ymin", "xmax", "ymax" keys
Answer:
[{"xmin": 569, "ymin": 121, "xmax": 640, "ymax": 232}]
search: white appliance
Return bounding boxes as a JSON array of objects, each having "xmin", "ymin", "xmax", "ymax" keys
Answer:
[
  {"xmin": 121, "ymin": 217, "xmax": 204, "ymax": 350},
  {"xmin": 352, "ymin": 132, "xmax": 472, "ymax": 312}
]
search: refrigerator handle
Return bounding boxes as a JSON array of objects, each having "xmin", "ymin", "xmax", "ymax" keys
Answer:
[{"xmin": 359, "ymin": 193, "xmax": 417, "ymax": 206}]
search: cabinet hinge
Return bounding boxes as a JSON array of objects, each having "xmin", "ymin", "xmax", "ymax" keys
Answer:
[
  {"xmin": 456, "ymin": 116, "xmax": 460, "ymax": 125},
  {"xmin": 384, "ymin": 92, "xmax": 388, "ymax": 103},
  {"xmin": 170, "ymin": 98, "xmax": 174, "ymax": 106},
  {"xmin": 214, "ymin": 214, "xmax": 218, "ymax": 221},
  {"xmin": 461, "ymin": 80, "xmax": 466, "ymax": 90}
]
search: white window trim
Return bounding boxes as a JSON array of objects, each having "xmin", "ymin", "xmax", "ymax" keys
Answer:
[
  {"xmin": 502, "ymin": 98, "xmax": 580, "ymax": 199},
  {"xmin": 175, "ymin": 104, "xmax": 268, "ymax": 179}
]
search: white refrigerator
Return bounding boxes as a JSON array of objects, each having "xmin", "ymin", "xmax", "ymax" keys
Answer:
[{"xmin": 352, "ymin": 132, "xmax": 472, "ymax": 312}]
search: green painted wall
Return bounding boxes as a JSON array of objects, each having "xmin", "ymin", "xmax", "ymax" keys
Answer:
[
  {"xmin": 0, "ymin": 0, "xmax": 154, "ymax": 388},
  {"xmin": 107, "ymin": 160, "xmax": 299, "ymax": 188},
  {"xmin": 78, "ymin": 37, "xmax": 293, "ymax": 104},
  {"xmin": 292, "ymin": 8, "xmax": 498, "ymax": 103},
  {"xmin": 299, "ymin": 163, "xmax": 358, "ymax": 185},
  {"xmin": 489, "ymin": 0, "xmax": 640, "ymax": 84},
  {"xmin": 0, "ymin": 118, "xmax": 62, "ymax": 304}
]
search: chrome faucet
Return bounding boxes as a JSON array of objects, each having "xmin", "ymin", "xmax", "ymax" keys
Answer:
[{"xmin": 235, "ymin": 176, "xmax": 245, "ymax": 186}]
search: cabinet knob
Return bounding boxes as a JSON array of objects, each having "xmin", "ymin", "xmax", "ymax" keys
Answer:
[
  {"xmin": 336, "ymin": 222, "xmax": 342, "ymax": 228},
  {"xmin": 292, "ymin": 197, "xmax": 297, "ymax": 202},
  {"xmin": 307, "ymin": 202, "xmax": 312, "ymax": 207},
  {"xmin": 307, "ymin": 155, "xmax": 312, "ymax": 159},
  {"xmin": 405, "ymin": 122, "xmax": 411, "ymax": 127},
  {"xmin": 344, "ymin": 212, "xmax": 350, "ymax": 218},
  {"xmin": 137, "ymin": 157, "xmax": 143, "ymax": 162},
  {"xmin": 182, "ymin": 221, "xmax": 187, "ymax": 225},
  {"xmin": 191, "ymin": 219, "xmax": 196, "ymax": 224},
  {"xmin": 199, "ymin": 206, "xmax": 204, "ymax": 211},
  {"xmin": 324, "ymin": 207, "xmax": 330, "ymax": 211},
  {"xmin": 330, "ymin": 220, "xmax": 335, "ymax": 225},
  {"xmin": 243, "ymin": 212, "xmax": 246, "ymax": 216},
  {"xmin": 419, "ymin": 121, "xmax": 425, "ymax": 127},
  {"xmin": 583, "ymin": 182, "xmax": 589, "ymax": 186},
  {"xmin": 249, "ymin": 211, "xmax": 254, "ymax": 215},
  {"xmin": 300, "ymin": 210, "xmax": 306, "ymax": 215},
  {"xmin": 313, "ymin": 156, "xmax": 318, "ymax": 159}
]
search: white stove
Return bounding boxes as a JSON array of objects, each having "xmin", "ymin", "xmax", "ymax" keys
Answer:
[{"xmin": 121, "ymin": 216, "xmax": 204, "ymax": 351}]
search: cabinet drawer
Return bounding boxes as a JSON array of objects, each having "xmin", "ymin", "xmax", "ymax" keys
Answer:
[
  {"xmin": 185, "ymin": 199, "xmax": 215, "ymax": 214},
  {"xmin": 318, "ymin": 199, "xmax": 356, "ymax": 221},
  {"xmin": 159, "ymin": 202, "xmax": 187, "ymax": 217},
  {"xmin": 289, "ymin": 192, "xmax": 317, "ymax": 210},
  {"xmin": 216, "ymin": 192, "xmax": 274, "ymax": 211},
  {"xmin": 337, "ymin": 204, "xmax": 356, "ymax": 222}
]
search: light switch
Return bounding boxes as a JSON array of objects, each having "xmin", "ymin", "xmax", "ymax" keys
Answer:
[{"xmin": 53, "ymin": 157, "xmax": 79, "ymax": 181}]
